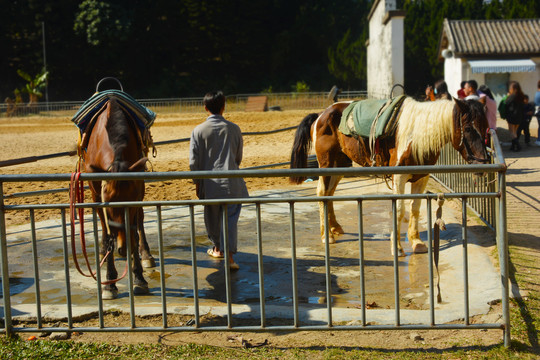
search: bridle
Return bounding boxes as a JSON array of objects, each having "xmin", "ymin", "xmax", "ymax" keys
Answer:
[{"xmin": 457, "ymin": 113, "xmax": 490, "ymax": 164}]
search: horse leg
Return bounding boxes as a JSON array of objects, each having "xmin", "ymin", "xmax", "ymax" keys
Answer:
[
  {"xmin": 137, "ymin": 209, "xmax": 155, "ymax": 268},
  {"xmin": 94, "ymin": 200, "xmax": 119, "ymax": 299},
  {"xmin": 132, "ymin": 233, "xmax": 149, "ymax": 295},
  {"xmin": 317, "ymin": 174, "xmax": 344, "ymax": 243},
  {"xmin": 408, "ymin": 176, "xmax": 429, "ymax": 254},
  {"xmin": 391, "ymin": 174, "xmax": 409, "ymax": 257},
  {"xmin": 102, "ymin": 235, "xmax": 119, "ymax": 300}
]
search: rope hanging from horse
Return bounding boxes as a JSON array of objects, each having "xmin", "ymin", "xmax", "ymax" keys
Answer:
[
  {"xmin": 69, "ymin": 170, "xmax": 128, "ymax": 285},
  {"xmin": 433, "ymin": 193, "xmax": 446, "ymax": 303}
]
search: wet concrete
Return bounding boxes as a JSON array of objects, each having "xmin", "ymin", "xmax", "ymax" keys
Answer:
[{"xmin": 1, "ymin": 177, "xmax": 502, "ymax": 325}]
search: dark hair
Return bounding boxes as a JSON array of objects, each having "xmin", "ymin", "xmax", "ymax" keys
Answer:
[
  {"xmin": 509, "ymin": 81, "xmax": 525, "ymax": 103},
  {"xmin": 538, "ymin": 79, "xmax": 540, "ymax": 88},
  {"xmin": 434, "ymin": 79, "xmax": 450, "ymax": 99},
  {"xmin": 466, "ymin": 80, "xmax": 478, "ymax": 92},
  {"xmin": 203, "ymin": 91, "xmax": 226, "ymax": 114},
  {"xmin": 460, "ymin": 81, "xmax": 466, "ymax": 88},
  {"xmin": 478, "ymin": 84, "xmax": 494, "ymax": 100}
]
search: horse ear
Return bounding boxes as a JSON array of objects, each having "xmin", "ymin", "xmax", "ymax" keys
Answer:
[
  {"xmin": 128, "ymin": 157, "xmax": 148, "ymax": 172},
  {"xmin": 452, "ymin": 97, "xmax": 468, "ymax": 113}
]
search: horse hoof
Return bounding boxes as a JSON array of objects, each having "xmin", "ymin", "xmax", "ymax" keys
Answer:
[
  {"xmin": 134, "ymin": 284, "xmax": 149, "ymax": 295},
  {"xmin": 412, "ymin": 242, "xmax": 428, "ymax": 254},
  {"xmin": 102, "ymin": 289, "xmax": 118, "ymax": 300},
  {"xmin": 142, "ymin": 258, "xmax": 156, "ymax": 268},
  {"xmin": 331, "ymin": 226, "xmax": 344, "ymax": 235},
  {"xmin": 321, "ymin": 236, "xmax": 336, "ymax": 244}
]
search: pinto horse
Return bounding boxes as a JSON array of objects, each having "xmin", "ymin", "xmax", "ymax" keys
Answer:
[
  {"xmin": 290, "ymin": 97, "xmax": 489, "ymax": 256},
  {"xmin": 82, "ymin": 98, "xmax": 154, "ymax": 299}
]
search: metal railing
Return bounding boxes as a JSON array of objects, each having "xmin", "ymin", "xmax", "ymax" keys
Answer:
[
  {"xmin": 434, "ymin": 136, "xmax": 500, "ymax": 229},
  {"xmin": 0, "ymin": 134, "xmax": 509, "ymax": 346},
  {"xmin": 0, "ymin": 91, "xmax": 367, "ymax": 117}
]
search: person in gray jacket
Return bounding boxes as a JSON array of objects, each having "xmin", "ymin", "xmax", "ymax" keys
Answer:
[{"xmin": 189, "ymin": 91, "xmax": 249, "ymax": 270}]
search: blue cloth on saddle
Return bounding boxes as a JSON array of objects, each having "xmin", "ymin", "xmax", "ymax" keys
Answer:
[
  {"xmin": 339, "ymin": 95, "xmax": 406, "ymax": 139},
  {"xmin": 71, "ymin": 90, "xmax": 156, "ymax": 133}
]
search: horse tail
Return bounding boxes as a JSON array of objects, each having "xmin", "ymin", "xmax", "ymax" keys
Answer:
[{"xmin": 290, "ymin": 113, "xmax": 318, "ymax": 184}]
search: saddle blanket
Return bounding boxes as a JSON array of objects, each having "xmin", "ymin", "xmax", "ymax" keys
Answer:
[
  {"xmin": 339, "ymin": 95, "xmax": 406, "ymax": 139},
  {"xmin": 71, "ymin": 90, "xmax": 156, "ymax": 133}
]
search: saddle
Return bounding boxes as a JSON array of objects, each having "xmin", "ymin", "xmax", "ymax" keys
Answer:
[
  {"xmin": 72, "ymin": 90, "xmax": 156, "ymax": 159},
  {"xmin": 339, "ymin": 95, "xmax": 406, "ymax": 165},
  {"xmin": 339, "ymin": 95, "xmax": 406, "ymax": 139}
]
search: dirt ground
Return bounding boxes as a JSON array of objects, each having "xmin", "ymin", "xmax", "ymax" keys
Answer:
[{"xmin": 0, "ymin": 110, "xmax": 506, "ymax": 350}]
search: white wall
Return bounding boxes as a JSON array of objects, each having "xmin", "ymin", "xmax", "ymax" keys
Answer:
[
  {"xmin": 367, "ymin": 0, "xmax": 404, "ymax": 99},
  {"xmin": 444, "ymin": 57, "xmax": 465, "ymax": 98},
  {"xmin": 444, "ymin": 56, "xmax": 540, "ymax": 100},
  {"xmin": 513, "ymin": 58, "xmax": 540, "ymax": 98}
]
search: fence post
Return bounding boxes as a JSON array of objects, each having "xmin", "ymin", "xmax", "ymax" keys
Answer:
[
  {"xmin": 0, "ymin": 182, "xmax": 13, "ymax": 336},
  {"xmin": 498, "ymin": 171, "xmax": 511, "ymax": 348}
]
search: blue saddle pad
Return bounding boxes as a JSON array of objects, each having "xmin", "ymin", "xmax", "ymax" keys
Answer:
[{"xmin": 72, "ymin": 90, "xmax": 156, "ymax": 133}]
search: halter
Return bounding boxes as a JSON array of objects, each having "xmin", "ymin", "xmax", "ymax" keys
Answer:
[{"xmin": 457, "ymin": 113, "xmax": 489, "ymax": 164}]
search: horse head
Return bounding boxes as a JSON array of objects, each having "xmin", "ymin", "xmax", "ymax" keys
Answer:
[{"xmin": 451, "ymin": 98, "xmax": 489, "ymax": 167}]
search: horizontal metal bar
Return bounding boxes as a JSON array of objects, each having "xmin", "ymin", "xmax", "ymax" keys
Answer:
[
  {"xmin": 4, "ymin": 192, "xmax": 500, "ymax": 211},
  {"xmin": 0, "ymin": 151, "xmax": 77, "ymax": 168},
  {"xmin": 4, "ymin": 186, "xmax": 89, "ymax": 199},
  {"xmin": 4, "ymin": 323, "xmax": 503, "ymax": 333},
  {"xmin": 150, "ymin": 126, "xmax": 298, "ymax": 147},
  {"xmin": 4, "ymin": 160, "xmax": 289, "ymax": 199},
  {"xmin": 0, "ymin": 163, "xmax": 506, "ymax": 183}
]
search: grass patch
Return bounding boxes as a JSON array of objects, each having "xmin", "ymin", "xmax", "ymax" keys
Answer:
[{"xmin": 1, "ymin": 336, "xmax": 536, "ymax": 360}]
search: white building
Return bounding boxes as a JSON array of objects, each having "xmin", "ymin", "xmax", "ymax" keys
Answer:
[
  {"xmin": 367, "ymin": 0, "xmax": 406, "ymax": 99},
  {"xmin": 438, "ymin": 18, "xmax": 540, "ymax": 104}
]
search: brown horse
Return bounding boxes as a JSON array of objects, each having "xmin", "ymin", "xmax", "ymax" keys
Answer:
[
  {"xmin": 290, "ymin": 97, "xmax": 489, "ymax": 256},
  {"xmin": 83, "ymin": 98, "xmax": 154, "ymax": 299}
]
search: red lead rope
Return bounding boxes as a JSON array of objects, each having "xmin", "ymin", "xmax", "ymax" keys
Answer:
[{"xmin": 69, "ymin": 170, "xmax": 128, "ymax": 285}]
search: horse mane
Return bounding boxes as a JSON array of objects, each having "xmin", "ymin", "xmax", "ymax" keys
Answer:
[
  {"xmin": 106, "ymin": 99, "xmax": 131, "ymax": 172},
  {"xmin": 395, "ymin": 98, "xmax": 455, "ymax": 164}
]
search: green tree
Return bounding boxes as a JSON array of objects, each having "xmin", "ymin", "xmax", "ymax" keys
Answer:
[
  {"xmin": 327, "ymin": 27, "xmax": 368, "ymax": 89},
  {"xmin": 17, "ymin": 69, "xmax": 48, "ymax": 104},
  {"xmin": 74, "ymin": 0, "xmax": 132, "ymax": 46}
]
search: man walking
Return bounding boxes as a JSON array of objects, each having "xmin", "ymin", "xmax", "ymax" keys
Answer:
[{"xmin": 189, "ymin": 91, "xmax": 249, "ymax": 270}]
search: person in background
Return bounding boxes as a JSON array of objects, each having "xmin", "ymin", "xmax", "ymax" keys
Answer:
[
  {"xmin": 478, "ymin": 84, "xmax": 497, "ymax": 131},
  {"xmin": 464, "ymin": 80, "xmax": 480, "ymax": 101},
  {"xmin": 424, "ymin": 84, "xmax": 435, "ymax": 101},
  {"xmin": 517, "ymin": 94, "xmax": 535, "ymax": 146},
  {"xmin": 505, "ymin": 81, "xmax": 525, "ymax": 151},
  {"xmin": 457, "ymin": 81, "xmax": 467, "ymax": 99},
  {"xmin": 434, "ymin": 79, "xmax": 452, "ymax": 100},
  {"xmin": 189, "ymin": 91, "xmax": 249, "ymax": 271},
  {"xmin": 534, "ymin": 80, "xmax": 540, "ymax": 146}
]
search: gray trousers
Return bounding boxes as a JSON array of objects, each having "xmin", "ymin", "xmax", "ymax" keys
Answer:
[{"xmin": 204, "ymin": 204, "xmax": 242, "ymax": 254}]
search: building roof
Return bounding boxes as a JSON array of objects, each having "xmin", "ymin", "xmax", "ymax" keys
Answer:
[{"xmin": 439, "ymin": 18, "xmax": 540, "ymax": 60}]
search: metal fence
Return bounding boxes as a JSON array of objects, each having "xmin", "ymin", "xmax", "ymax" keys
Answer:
[
  {"xmin": 434, "ymin": 140, "xmax": 498, "ymax": 229},
  {"xmin": 0, "ymin": 91, "xmax": 367, "ymax": 117},
  {"xmin": 0, "ymin": 131, "xmax": 509, "ymax": 346}
]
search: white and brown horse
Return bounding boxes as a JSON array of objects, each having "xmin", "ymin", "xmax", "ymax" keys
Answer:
[{"xmin": 290, "ymin": 98, "xmax": 489, "ymax": 256}]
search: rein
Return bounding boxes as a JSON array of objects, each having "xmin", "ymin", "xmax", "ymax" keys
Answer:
[
  {"xmin": 69, "ymin": 164, "xmax": 128, "ymax": 285},
  {"xmin": 433, "ymin": 193, "xmax": 445, "ymax": 303}
]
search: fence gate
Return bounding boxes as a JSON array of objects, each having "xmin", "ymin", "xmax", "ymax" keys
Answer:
[{"xmin": 0, "ymin": 132, "xmax": 509, "ymax": 347}]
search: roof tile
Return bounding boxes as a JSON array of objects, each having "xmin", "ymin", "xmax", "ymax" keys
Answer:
[{"xmin": 443, "ymin": 18, "xmax": 540, "ymax": 56}]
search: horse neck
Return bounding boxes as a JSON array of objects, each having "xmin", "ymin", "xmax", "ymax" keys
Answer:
[
  {"xmin": 396, "ymin": 98, "xmax": 454, "ymax": 164},
  {"xmin": 106, "ymin": 102, "xmax": 138, "ymax": 173}
]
